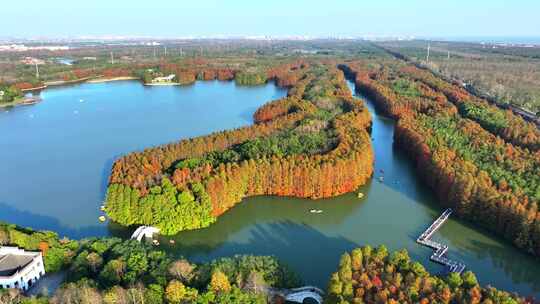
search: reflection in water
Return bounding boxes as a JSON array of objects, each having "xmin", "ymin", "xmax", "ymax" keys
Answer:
[
  {"xmin": 159, "ymin": 193, "xmax": 365, "ymax": 256},
  {"xmin": 120, "ymin": 79, "xmax": 540, "ymax": 297},
  {"xmin": 0, "ymin": 202, "xmax": 106, "ymax": 238},
  {"xmin": 0, "ymin": 80, "xmax": 286, "ymax": 231},
  {"xmin": 2, "ymin": 78, "xmax": 539, "ymax": 297}
]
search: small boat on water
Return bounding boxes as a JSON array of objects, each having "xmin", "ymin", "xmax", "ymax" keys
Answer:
[
  {"xmin": 98, "ymin": 216, "xmax": 106, "ymax": 222},
  {"xmin": 169, "ymin": 239, "xmax": 175, "ymax": 244},
  {"xmin": 357, "ymin": 192, "xmax": 364, "ymax": 199},
  {"xmin": 310, "ymin": 209, "xmax": 323, "ymax": 214},
  {"xmin": 100, "ymin": 205, "xmax": 106, "ymax": 211},
  {"xmin": 379, "ymin": 176, "xmax": 384, "ymax": 182},
  {"xmin": 152, "ymin": 239, "xmax": 160, "ymax": 246}
]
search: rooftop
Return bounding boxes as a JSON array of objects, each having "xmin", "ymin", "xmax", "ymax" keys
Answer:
[{"xmin": 0, "ymin": 248, "xmax": 40, "ymax": 277}]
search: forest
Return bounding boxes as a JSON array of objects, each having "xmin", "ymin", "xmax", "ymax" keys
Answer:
[
  {"xmin": 326, "ymin": 245, "xmax": 534, "ymax": 304},
  {"xmin": 0, "ymin": 84, "xmax": 23, "ymax": 103},
  {"xmin": 342, "ymin": 60, "xmax": 540, "ymax": 257},
  {"xmin": 0, "ymin": 222, "xmax": 299, "ymax": 304},
  {"xmin": 105, "ymin": 60, "xmax": 374, "ymax": 235},
  {"xmin": 377, "ymin": 40, "xmax": 540, "ymax": 114},
  {"xmin": 2, "ymin": 223, "xmax": 536, "ymax": 303}
]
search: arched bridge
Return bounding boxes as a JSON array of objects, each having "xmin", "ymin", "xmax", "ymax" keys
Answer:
[
  {"xmin": 130, "ymin": 226, "xmax": 160, "ymax": 242},
  {"xmin": 269, "ymin": 286, "xmax": 325, "ymax": 304}
]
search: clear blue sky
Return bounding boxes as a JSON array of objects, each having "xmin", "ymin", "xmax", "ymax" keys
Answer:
[{"xmin": 5, "ymin": 0, "xmax": 540, "ymax": 38}]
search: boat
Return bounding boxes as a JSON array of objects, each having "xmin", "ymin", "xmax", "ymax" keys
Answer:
[
  {"xmin": 98, "ymin": 216, "xmax": 106, "ymax": 222},
  {"xmin": 152, "ymin": 239, "xmax": 160, "ymax": 246},
  {"xmin": 379, "ymin": 176, "xmax": 384, "ymax": 182},
  {"xmin": 357, "ymin": 192, "xmax": 364, "ymax": 199},
  {"xmin": 100, "ymin": 205, "xmax": 106, "ymax": 211},
  {"xmin": 309, "ymin": 209, "xmax": 323, "ymax": 214},
  {"xmin": 169, "ymin": 239, "xmax": 175, "ymax": 244}
]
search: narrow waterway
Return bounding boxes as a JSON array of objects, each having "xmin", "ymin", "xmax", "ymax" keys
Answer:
[{"xmin": 155, "ymin": 80, "xmax": 540, "ymax": 297}]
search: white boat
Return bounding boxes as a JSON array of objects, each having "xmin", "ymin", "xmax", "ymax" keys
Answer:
[{"xmin": 309, "ymin": 209, "xmax": 323, "ymax": 214}]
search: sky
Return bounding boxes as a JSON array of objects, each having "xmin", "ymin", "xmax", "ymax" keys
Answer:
[{"xmin": 4, "ymin": 0, "xmax": 540, "ymax": 39}]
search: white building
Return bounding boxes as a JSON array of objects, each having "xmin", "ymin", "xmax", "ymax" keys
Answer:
[
  {"xmin": 0, "ymin": 247, "xmax": 45, "ymax": 291},
  {"xmin": 152, "ymin": 74, "xmax": 176, "ymax": 83}
]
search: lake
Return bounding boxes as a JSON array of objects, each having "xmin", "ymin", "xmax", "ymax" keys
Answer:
[
  {"xmin": 1, "ymin": 79, "xmax": 539, "ymax": 297},
  {"xmin": 0, "ymin": 80, "xmax": 286, "ymax": 236}
]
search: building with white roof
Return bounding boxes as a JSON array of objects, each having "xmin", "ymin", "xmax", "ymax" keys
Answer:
[{"xmin": 0, "ymin": 247, "xmax": 45, "ymax": 291}]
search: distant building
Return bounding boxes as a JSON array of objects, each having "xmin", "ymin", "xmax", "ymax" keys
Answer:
[
  {"xmin": 120, "ymin": 56, "xmax": 133, "ymax": 62},
  {"xmin": 20, "ymin": 57, "xmax": 45, "ymax": 65},
  {"xmin": 152, "ymin": 74, "xmax": 176, "ymax": 83},
  {"xmin": 0, "ymin": 247, "xmax": 45, "ymax": 291},
  {"xmin": 0, "ymin": 45, "xmax": 70, "ymax": 52}
]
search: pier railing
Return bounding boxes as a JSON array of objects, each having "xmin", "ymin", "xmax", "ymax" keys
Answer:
[{"xmin": 417, "ymin": 209, "xmax": 466, "ymax": 274}]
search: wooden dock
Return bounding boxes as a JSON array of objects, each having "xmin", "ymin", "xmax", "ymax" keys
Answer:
[{"xmin": 417, "ymin": 209, "xmax": 466, "ymax": 274}]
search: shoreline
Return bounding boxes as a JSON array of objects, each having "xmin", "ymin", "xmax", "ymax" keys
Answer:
[
  {"xmin": 21, "ymin": 85, "xmax": 48, "ymax": 92},
  {"xmin": 143, "ymin": 82, "xmax": 181, "ymax": 86},
  {"xmin": 0, "ymin": 96, "xmax": 42, "ymax": 108},
  {"xmin": 44, "ymin": 76, "xmax": 98, "ymax": 87},
  {"xmin": 86, "ymin": 76, "xmax": 139, "ymax": 83}
]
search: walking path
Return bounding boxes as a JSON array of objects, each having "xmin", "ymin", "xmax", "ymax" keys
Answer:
[{"xmin": 417, "ymin": 209, "xmax": 466, "ymax": 274}]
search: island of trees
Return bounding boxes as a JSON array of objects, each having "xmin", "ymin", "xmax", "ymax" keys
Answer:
[{"xmin": 105, "ymin": 60, "xmax": 374, "ymax": 235}]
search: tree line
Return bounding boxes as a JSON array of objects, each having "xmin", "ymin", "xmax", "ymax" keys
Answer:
[
  {"xmin": 326, "ymin": 245, "xmax": 535, "ymax": 303},
  {"xmin": 343, "ymin": 61, "xmax": 540, "ymax": 257},
  {"xmin": 0, "ymin": 222, "xmax": 299, "ymax": 304},
  {"xmin": 2, "ymin": 222, "xmax": 537, "ymax": 303}
]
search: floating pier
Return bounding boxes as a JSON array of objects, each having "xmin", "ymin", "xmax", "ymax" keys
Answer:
[{"xmin": 417, "ymin": 209, "xmax": 466, "ymax": 274}]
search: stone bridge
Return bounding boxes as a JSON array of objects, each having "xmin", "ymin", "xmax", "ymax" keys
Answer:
[
  {"xmin": 268, "ymin": 286, "xmax": 325, "ymax": 304},
  {"xmin": 130, "ymin": 226, "xmax": 160, "ymax": 242}
]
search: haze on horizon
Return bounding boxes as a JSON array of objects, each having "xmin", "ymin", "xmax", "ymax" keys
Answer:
[{"xmin": 4, "ymin": 0, "xmax": 540, "ymax": 39}]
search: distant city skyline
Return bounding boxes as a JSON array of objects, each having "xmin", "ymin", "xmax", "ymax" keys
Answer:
[{"xmin": 4, "ymin": 0, "xmax": 540, "ymax": 39}]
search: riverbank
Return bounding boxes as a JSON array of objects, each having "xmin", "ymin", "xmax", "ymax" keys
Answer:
[
  {"xmin": 21, "ymin": 85, "xmax": 48, "ymax": 92},
  {"xmin": 44, "ymin": 76, "xmax": 97, "ymax": 87},
  {"xmin": 143, "ymin": 82, "xmax": 181, "ymax": 86},
  {"xmin": 0, "ymin": 96, "xmax": 41, "ymax": 108},
  {"xmin": 1, "ymin": 76, "xmax": 540, "ymax": 298},
  {"xmin": 86, "ymin": 76, "xmax": 139, "ymax": 83}
]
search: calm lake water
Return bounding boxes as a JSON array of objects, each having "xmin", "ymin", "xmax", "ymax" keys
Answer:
[
  {"xmin": 1, "ymin": 79, "xmax": 539, "ymax": 297},
  {"xmin": 0, "ymin": 80, "xmax": 286, "ymax": 236}
]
